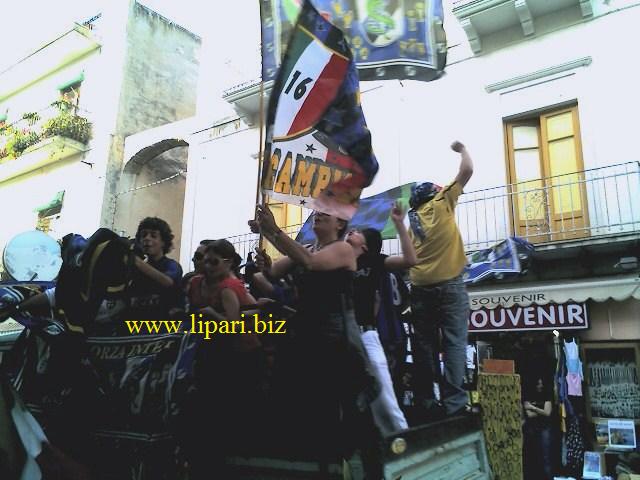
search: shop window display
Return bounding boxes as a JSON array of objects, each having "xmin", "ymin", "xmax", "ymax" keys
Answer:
[{"xmin": 582, "ymin": 343, "xmax": 640, "ymax": 423}]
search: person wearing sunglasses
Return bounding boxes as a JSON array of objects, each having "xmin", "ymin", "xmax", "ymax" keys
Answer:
[
  {"xmin": 186, "ymin": 239, "xmax": 254, "ymax": 322},
  {"xmin": 182, "ymin": 239, "xmax": 264, "ymax": 477},
  {"xmin": 192, "ymin": 240, "xmax": 214, "ymax": 273},
  {"xmin": 251, "ymin": 205, "xmax": 379, "ymax": 469},
  {"xmin": 181, "ymin": 239, "xmax": 215, "ymax": 289}
]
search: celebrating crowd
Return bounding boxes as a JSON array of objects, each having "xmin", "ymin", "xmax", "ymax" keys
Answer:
[{"xmin": 1, "ymin": 141, "xmax": 474, "ymax": 480}]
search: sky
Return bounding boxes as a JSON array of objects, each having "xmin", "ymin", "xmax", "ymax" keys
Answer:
[
  {"xmin": 0, "ymin": 0, "xmax": 262, "ymax": 85},
  {"xmin": 0, "ymin": 0, "xmax": 465, "ymax": 122},
  {"xmin": 0, "ymin": 0, "xmax": 464, "ymax": 83}
]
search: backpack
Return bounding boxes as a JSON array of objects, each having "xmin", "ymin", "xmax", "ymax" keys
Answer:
[{"xmin": 55, "ymin": 229, "xmax": 135, "ymax": 333}]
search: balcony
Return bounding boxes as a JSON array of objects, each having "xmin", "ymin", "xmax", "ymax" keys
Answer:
[
  {"xmin": 0, "ymin": 104, "xmax": 92, "ymax": 183},
  {"xmin": 452, "ymin": 0, "xmax": 593, "ymax": 53},
  {"xmin": 0, "ymin": 24, "xmax": 100, "ymax": 102},
  {"xmin": 225, "ymin": 162, "xmax": 640, "ymax": 261},
  {"xmin": 457, "ymin": 162, "xmax": 640, "ymax": 251},
  {"xmin": 222, "ymin": 79, "xmax": 273, "ymax": 126}
]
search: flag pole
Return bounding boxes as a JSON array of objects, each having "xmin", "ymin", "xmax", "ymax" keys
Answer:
[
  {"xmin": 256, "ymin": 24, "xmax": 266, "ymax": 253},
  {"xmin": 256, "ymin": 79, "xmax": 265, "ymax": 207}
]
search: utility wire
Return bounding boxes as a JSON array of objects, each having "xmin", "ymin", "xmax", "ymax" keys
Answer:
[{"xmin": 114, "ymin": 169, "xmax": 187, "ymax": 198}]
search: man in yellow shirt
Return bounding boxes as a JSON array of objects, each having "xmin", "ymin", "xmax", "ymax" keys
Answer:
[{"xmin": 409, "ymin": 141, "xmax": 474, "ymax": 418}]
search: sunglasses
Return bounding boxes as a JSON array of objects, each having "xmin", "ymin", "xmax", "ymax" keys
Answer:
[{"xmin": 204, "ymin": 257, "xmax": 229, "ymax": 267}]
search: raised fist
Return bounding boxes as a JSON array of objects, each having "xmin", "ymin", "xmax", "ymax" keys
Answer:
[{"xmin": 451, "ymin": 141, "xmax": 465, "ymax": 153}]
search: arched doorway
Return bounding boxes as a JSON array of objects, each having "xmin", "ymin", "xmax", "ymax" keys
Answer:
[{"xmin": 115, "ymin": 139, "xmax": 188, "ymax": 260}]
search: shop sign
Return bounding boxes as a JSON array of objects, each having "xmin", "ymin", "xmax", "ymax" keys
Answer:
[
  {"xmin": 469, "ymin": 302, "xmax": 589, "ymax": 332},
  {"xmin": 470, "ymin": 293, "xmax": 548, "ymax": 310}
]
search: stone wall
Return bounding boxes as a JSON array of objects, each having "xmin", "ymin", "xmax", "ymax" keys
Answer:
[
  {"xmin": 117, "ymin": 2, "xmax": 200, "ymax": 137},
  {"xmin": 101, "ymin": 1, "xmax": 201, "ymax": 257}
]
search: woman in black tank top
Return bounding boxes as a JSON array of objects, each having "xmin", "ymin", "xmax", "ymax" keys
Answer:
[{"xmin": 252, "ymin": 207, "xmax": 379, "ymax": 461}]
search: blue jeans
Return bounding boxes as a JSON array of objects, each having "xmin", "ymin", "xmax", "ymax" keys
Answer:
[{"xmin": 410, "ymin": 276, "xmax": 469, "ymax": 414}]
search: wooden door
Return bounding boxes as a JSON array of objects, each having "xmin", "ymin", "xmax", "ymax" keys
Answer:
[
  {"xmin": 540, "ymin": 107, "xmax": 589, "ymax": 240},
  {"xmin": 506, "ymin": 105, "xmax": 589, "ymax": 243}
]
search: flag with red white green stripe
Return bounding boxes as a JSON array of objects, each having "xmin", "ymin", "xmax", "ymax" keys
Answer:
[
  {"xmin": 272, "ymin": 27, "xmax": 349, "ymax": 139},
  {"xmin": 261, "ymin": 0, "xmax": 378, "ymax": 220}
]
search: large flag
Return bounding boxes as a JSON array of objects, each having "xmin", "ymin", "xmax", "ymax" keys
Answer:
[
  {"xmin": 260, "ymin": 0, "xmax": 447, "ymax": 82},
  {"xmin": 262, "ymin": 0, "xmax": 379, "ymax": 220},
  {"xmin": 296, "ymin": 182, "xmax": 414, "ymax": 243}
]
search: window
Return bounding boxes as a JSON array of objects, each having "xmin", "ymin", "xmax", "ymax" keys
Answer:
[{"xmin": 505, "ymin": 105, "xmax": 588, "ymax": 242}]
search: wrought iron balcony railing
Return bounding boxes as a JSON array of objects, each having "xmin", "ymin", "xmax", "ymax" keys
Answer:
[
  {"xmin": 457, "ymin": 161, "xmax": 640, "ymax": 251},
  {"xmin": 226, "ymin": 162, "xmax": 640, "ymax": 260},
  {"xmin": 227, "ymin": 223, "xmax": 303, "ymax": 268}
]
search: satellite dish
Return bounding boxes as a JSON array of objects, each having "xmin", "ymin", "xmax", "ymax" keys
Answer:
[{"xmin": 3, "ymin": 231, "xmax": 62, "ymax": 281}]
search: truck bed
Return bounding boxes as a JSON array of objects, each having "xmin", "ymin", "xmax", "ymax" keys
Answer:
[{"xmin": 225, "ymin": 415, "xmax": 491, "ymax": 480}]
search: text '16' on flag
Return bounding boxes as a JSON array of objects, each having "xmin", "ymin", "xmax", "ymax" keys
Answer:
[{"xmin": 261, "ymin": 0, "xmax": 378, "ymax": 220}]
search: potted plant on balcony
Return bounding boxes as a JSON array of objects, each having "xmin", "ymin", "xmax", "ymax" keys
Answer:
[
  {"xmin": 5, "ymin": 130, "xmax": 41, "ymax": 159},
  {"xmin": 1, "ymin": 112, "xmax": 43, "ymax": 161},
  {"xmin": 0, "ymin": 124, "xmax": 10, "ymax": 162},
  {"xmin": 41, "ymin": 101, "xmax": 92, "ymax": 145},
  {"xmin": 3, "ymin": 116, "xmax": 42, "ymax": 161}
]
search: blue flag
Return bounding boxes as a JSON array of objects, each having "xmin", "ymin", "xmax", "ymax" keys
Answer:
[{"xmin": 260, "ymin": 0, "xmax": 447, "ymax": 82}]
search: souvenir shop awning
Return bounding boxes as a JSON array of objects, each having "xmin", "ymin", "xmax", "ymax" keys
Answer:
[{"xmin": 468, "ymin": 274, "xmax": 640, "ymax": 311}]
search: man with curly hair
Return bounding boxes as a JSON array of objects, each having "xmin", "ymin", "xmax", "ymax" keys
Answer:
[{"xmin": 129, "ymin": 217, "xmax": 183, "ymax": 320}]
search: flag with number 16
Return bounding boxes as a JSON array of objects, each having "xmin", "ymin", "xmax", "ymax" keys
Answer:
[{"xmin": 261, "ymin": 0, "xmax": 378, "ymax": 220}]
